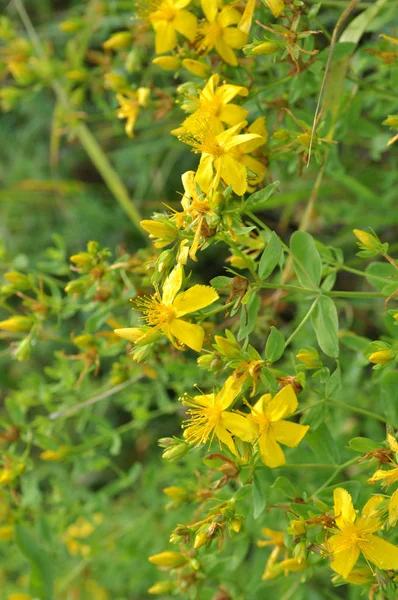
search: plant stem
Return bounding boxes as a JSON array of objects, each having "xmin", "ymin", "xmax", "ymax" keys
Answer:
[
  {"xmin": 284, "ymin": 296, "xmax": 320, "ymax": 348},
  {"xmin": 312, "ymin": 457, "xmax": 359, "ymax": 497},
  {"xmin": 258, "ymin": 281, "xmax": 384, "ymax": 299},
  {"xmin": 339, "ymin": 264, "xmax": 392, "ymax": 284},
  {"xmin": 328, "ymin": 398, "xmax": 389, "ymax": 424}
]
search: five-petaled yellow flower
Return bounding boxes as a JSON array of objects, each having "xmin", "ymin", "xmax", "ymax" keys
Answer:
[
  {"xmin": 178, "ymin": 73, "xmax": 249, "ymax": 135},
  {"xmin": 181, "ymin": 375, "xmax": 257, "ymax": 454},
  {"xmin": 328, "ymin": 487, "xmax": 398, "ymax": 579},
  {"xmin": 116, "ymin": 88, "xmax": 150, "ymax": 137},
  {"xmin": 179, "ymin": 120, "xmax": 262, "ymax": 196},
  {"xmin": 198, "ymin": 4, "xmax": 248, "ymax": 66},
  {"xmin": 115, "ymin": 265, "xmax": 218, "ymax": 352},
  {"xmin": 147, "ymin": 0, "xmax": 197, "ymax": 55},
  {"xmin": 248, "ymin": 385, "xmax": 309, "ymax": 468}
]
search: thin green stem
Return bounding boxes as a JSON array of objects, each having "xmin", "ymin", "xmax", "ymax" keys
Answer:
[
  {"xmin": 284, "ymin": 296, "xmax": 320, "ymax": 348},
  {"xmin": 258, "ymin": 281, "xmax": 384, "ymax": 299},
  {"xmin": 282, "ymin": 463, "xmax": 338, "ymax": 469},
  {"xmin": 312, "ymin": 457, "xmax": 359, "ymax": 498},
  {"xmin": 328, "ymin": 398, "xmax": 389, "ymax": 424},
  {"xmin": 201, "ymin": 301, "xmax": 235, "ymax": 320},
  {"xmin": 339, "ymin": 264, "xmax": 392, "ymax": 284}
]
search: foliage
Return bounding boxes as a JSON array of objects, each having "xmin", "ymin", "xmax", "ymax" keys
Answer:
[{"xmin": 0, "ymin": 0, "xmax": 398, "ymax": 598}]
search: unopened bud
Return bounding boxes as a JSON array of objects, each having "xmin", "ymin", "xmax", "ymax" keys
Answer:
[
  {"xmin": 353, "ymin": 229, "xmax": 380, "ymax": 250},
  {"xmin": 250, "ymin": 41, "xmax": 279, "ymax": 55},
  {"xmin": 148, "ymin": 551, "xmax": 186, "ymax": 567},
  {"xmin": 153, "ymin": 56, "xmax": 180, "ymax": 70},
  {"xmin": 0, "ymin": 316, "xmax": 33, "ymax": 332},
  {"xmin": 231, "ymin": 517, "xmax": 242, "ymax": 533},
  {"xmin": 162, "ymin": 443, "xmax": 189, "ymax": 461},
  {"xmin": 148, "ymin": 581, "xmax": 173, "ymax": 594},
  {"xmin": 193, "ymin": 531, "xmax": 209, "ymax": 549},
  {"xmin": 296, "ymin": 349, "xmax": 321, "ymax": 369},
  {"xmin": 103, "ymin": 31, "xmax": 133, "ymax": 50},
  {"xmin": 182, "ymin": 59, "xmax": 210, "ymax": 78},
  {"xmin": 369, "ymin": 349, "xmax": 395, "ymax": 365}
]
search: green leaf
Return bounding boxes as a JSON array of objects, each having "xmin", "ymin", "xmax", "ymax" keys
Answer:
[
  {"xmin": 349, "ymin": 437, "xmax": 381, "ymax": 453},
  {"xmin": 306, "ymin": 423, "xmax": 340, "ymax": 464},
  {"xmin": 244, "ymin": 181, "xmax": 279, "ymax": 212},
  {"xmin": 272, "ymin": 476, "xmax": 297, "ymax": 499},
  {"xmin": 380, "ymin": 371, "xmax": 398, "ymax": 425},
  {"xmin": 238, "ymin": 292, "xmax": 260, "ymax": 341},
  {"xmin": 311, "ymin": 296, "xmax": 339, "ymax": 358},
  {"xmin": 258, "ymin": 232, "xmax": 282, "ymax": 280},
  {"xmin": 15, "ymin": 524, "xmax": 54, "ymax": 600},
  {"xmin": 252, "ymin": 471, "xmax": 267, "ymax": 519},
  {"xmin": 326, "ymin": 363, "xmax": 341, "ymax": 397},
  {"xmin": 265, "ymin": 326, "xmax": 285, "ymax": 362},
  {"xmin": 301, "ymin": 402, "xmax": 327, "ymax": 431},
  {"xmin": 290, "ymin": 231, "xmax": 322, "ymax": 289}
]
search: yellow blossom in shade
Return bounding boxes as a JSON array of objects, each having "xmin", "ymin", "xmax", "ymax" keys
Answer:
[
  {"xmin": 181, "ymin": 375, "xmax": 257, "ymax": 455},
  {"xmin": 369, "ymin": 349, "xmax": 395, "ymax": 365},
  {"xmin": 389, "ymin": 489, "xmax": 398, "ymax": 527},
  {"xmin": 248, "ymin": 385, "xmax": 309, "ymax": 468},
  {"xmin": 115, "ymin": 265, "xmax": 218, "ymax": 352},
  {"xmin": 146, "ymin": 0, "xmax": 197, "ymax": 55},
  {"xmin": 179, "ymin": 120, "xmax": 262, "ymax": 195},
  {"xmin": 197, "ymin": 5, "xmax": 248, "ymax": 66},
  {"xmin": 264, "ymin": 0, "xmax": 285, "ymax": 18},
  {"xmin": 179, "ymin": 73, "xmax": 249, "ymax": 135},
  {"xmin": 182, "ymin": 58, "xmax": 210, "ymax": 78},
  {"xmin": 116, "ymin": 88, "xmax": 150, "ymax": 138},
  {"xmin": 328, "ymin": 488, "xmax": 398, "ymax": 579}
]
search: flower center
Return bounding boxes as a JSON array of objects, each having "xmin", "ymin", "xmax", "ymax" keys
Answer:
[{"xmin": 136, "ymin": 294, "xmax": 176, "ymax": 326}]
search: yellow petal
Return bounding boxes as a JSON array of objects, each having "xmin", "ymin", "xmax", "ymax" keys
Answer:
[
  {"xmin": 218, "ymin": 6, "xmax": 241, "ymax": 28},
  {"xmin": 168, "ymin": 318, "xmax": 204, "ymax": 352},
  {"xmin": 387, "ymin": 433, "xmax": 398, "ymax": 453},
  {"xmin": 173, "ymin": 9, "xmax": 197, "ymax": 41},
  {"xmin": 361, "ymin": 534, "xmax": 398, "ymax": 570},
  {"xmin": 215, "ymin": 37, "xmax": 238, "ymax": 66},
  {"xmin": 271, "ymin": 420, "xmax": 309, "ymax": 448},
  {"xmin": 201, "ymin": 0, "xmax": 218, "ymax": 22},
  {"xmin": 215, "ymin": 423, "xmax": 237, "ymax": 455},
  {"xmin": 264, "ymin": 0, "xmax": 285, "ymax": 18},
  {"xmin": 258, "ymin": 433, "xmax": 285, "ymax": 468},
  {"xmin": 333, "ymin": 488, "xmax": 356, "ymax": 529},
  {"xmin": 219, "ymin": 104, "xmax": 248, "ymax": 126},
  {"xmin": 221, "ymin": 412, "xmax": 257, "ymax": 441},
  {"xmin": 220, "ymin": 153, "xmax": 247, "ymax": 195},
  {"xmin": 329, "ymin": 534, "xmax": 360, "ymax": 579},
  {"xmin": 361, "ymin": 495, "xmax": 385, "ymax": 519},
  {"xmin": 216, "ymin": 83, "xmax": 248, "ymax": 104},
  {"xmin": 153, "ymin": 21, "xmax": 177, "ymax": 54},
  {"xmin": 196, "ymin": 153, "xmax": 215, "ymax": 193},
  {"xmin": 114, "ymin": 327, "xmax": 144, "ymax": 342},
  {"xmin": 222, "ymin": 27, "xmax": 248, "ymax": 50},
  {"xmin": 216, "ymin": 375, "xmax": 242, "ymax": 409},
  {"xmin": 162, "ymin": 265, "xmax": 183, "ymax": 305},
  {"xmin": 266, "ymin": 385, "xmax": 298, "ymax": 422},
  {"xmin": 238, "ymin": 0, "xmax": 256, "ymax": 33},
  {"xmin": 389, "ymin": 489, "xmax": 398, "ymax": 527},
  {"xmin": 173, "ymin": 285, "xmax": 219, "ymax": 317}
]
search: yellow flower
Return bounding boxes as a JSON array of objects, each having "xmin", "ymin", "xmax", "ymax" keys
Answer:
[
  {"xmin": 328, "ymin": 488, "xmax": 398, "ymax": 579},
  {"xmin": 179, "ymin": 73, "xmax": 249, "ymax": 135},
  {"xmin": 116, "ymin": 88, "xmax": 150, "ymax": 138},
  {"xmin": 115, "ymin": 265, "xmax": 218, "ymax": 352},
  {"xmin": 248, "ymin": 385, "xmax": 309, "ymax": 468},
  {"xmin": 369, "ymin": 349, "xmax": 395, "ymax": 365},
  {"xmin": 197, "ymin": 4, "xmax": 248, "ymax": 66},
  {"xmin": 238, "ymin": 0, "xmax": 257, "ymax": 34},
  {"xmin": 264, "ymin": 0, "xmax": 285, "ymax": 18},
  {"xmin": 181, "ymin": 375, "xmax": 257, "ymax": 454},
  {"xmin": 231, "ymin": 117, "xmax": 267, "ymax": 191},
  {"xmin": 146, "ymin": 0, "xmax": 197, "ymax": 55},
  {"xmin": 389, "ymin": 489, "xmax": 398, "ymax": 527},
  {"xmin": 179, "ymin": 120, "xmax": 262, "ymax": 195},
  {"xmin": 368, "ymin": 466, "xmax": 398, "ymax": 488}
]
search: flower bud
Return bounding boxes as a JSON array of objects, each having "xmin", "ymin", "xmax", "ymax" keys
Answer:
[
  {"xmin": 273, "ymin": 129, "xmax": 289, "ymax": 141},
  {"xmin": 182, "ymin": 59, "xmax": 210, "ymax": 78},
  {"xmin": 369, "ymin": 349, "xmax": 395, "ymax": 365},
  {"xmin": 65, "ymin": 278, "xmax": 88, "ymax": 294},
  {"xmin": 65, "ymin": 69, "xmax": 87, "ymax": 82},
  {"xmin": 103, "ymin": 31, "xmax": 133, "ymax": 50},
  {"xmin": 231, "ymin": 517, "xmax": 242, "ymax": 533},
  {"xmin": 214, "ymin": 335, "xmax": 240, "ymax": 356},
  {"xmin": 70, "ymin": 252, "xmax": 92, "ymax": 267},
  {"xmin": 4, "ymin": 271, "xmax": 30, "ymax": 289},
  {"xmin": 296, "ymin": 349, "xmax": 321, "ymax": 369},
  {"xmin": 148, "ymin": 581, "xmax": 173, "ymax": 594},
  {"xmin": 59, "ymin": 19, "xmax": 83, "ymax": 33},
  {"xmin": 250, "ymin": 42, "xmax": 279, "ymax": 55},
  {"xmin": 0, "ymin": 525, "xmax": 13, "ymax": 540},
  {"xmin": 162, "ymin": 442, "xmax": 189, "ymax": 461},
  {"xmin": 0, "ymin": 316, "xmax": 33, "ymax": 332},
  {"xmin": 148, "ymin": 551, "xmax": 186, "ymax": 567},
  {"xmin": 40, "ymin": 446, "xmax": 70, "ymax": 462},
  {"xmin": 163, "ymin": 486, "xmax": 189, "ymax": 501},
  {"xmin": 288, "ymin": 518, "xmax": 307, "ymax": 536},
  {"xmin": 353, "ymin": 229, "xmax": 380, "ymax": 250},
  {"xmin": 383, "ymin": 115, "xmax": 398, "ymax": 128},
  {"xmin": 193, "ymin": 531, "xmax": 208, "ymax": 549},
  {"xmin": 104, "ymin": 73, "xmax": 129, "ymax": 91},
  {"xmin": 153, "ymin": 56, "xmax": 180, "ymax": 71}
]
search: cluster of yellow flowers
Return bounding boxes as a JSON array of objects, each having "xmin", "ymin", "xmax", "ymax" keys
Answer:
[{"xmin": 109, "ymin": 0, "xmax": 398, "ymax": 595}]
